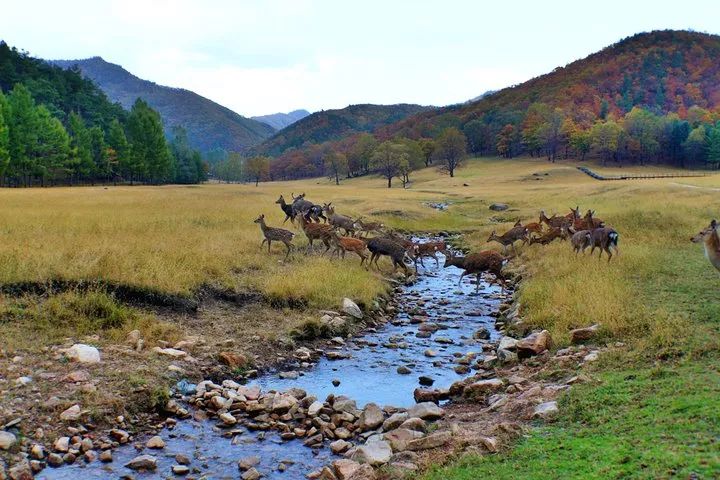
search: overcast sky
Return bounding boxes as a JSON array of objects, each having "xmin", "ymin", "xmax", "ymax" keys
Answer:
[{"xmin": 1, "ymin": 0, "xmax": 718, "ymax": 117}]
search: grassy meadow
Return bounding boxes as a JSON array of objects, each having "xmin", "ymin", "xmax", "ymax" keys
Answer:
[{"xmin": 0, "ymin": 157, "xmax": 718, "ymax": 476}]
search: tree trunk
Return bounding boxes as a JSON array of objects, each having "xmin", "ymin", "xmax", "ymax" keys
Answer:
[{"xmin": 387, "ymin": 176, "xmax": 392, "ymax": 188}]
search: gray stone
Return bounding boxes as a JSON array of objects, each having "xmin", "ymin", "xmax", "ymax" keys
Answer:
[
  {"xmin": 350, "ymin": 440, "xmax": 392, "ymax": 466},
  {"xmin": 358, "ymin": 403, "xmax": 384, "ymax": 431},
  {"xmin": 342, "ymin": 298, "xmax": 363, "ymax": 319},
  {"xmin": 0, "ymin": 431, "xmax": 16, "ymax": 450},
  {"xmin": 125, "ymin": 454, "xmax": 157, "ymax": 471},
  {"xmin": 489, "ymin": 203, "xmax": 509, "ymax": 211},
  {"xmin": 533, "ymin": 401, "xmax": 559, "ymax": 419},
  {"xmin": 407, "ymin": 402, "xmax": 444, "ymax": 420},
  {"xmin": 406, "ymin": 431, "xmax": 452, "ymax": 451},
  {"xmin": 66, "ymin": 344, "xmax": 101, "ymax": 364},
  {"xmin": 382, "ymin": 412, "xmax": 408, "ymax": 431}
]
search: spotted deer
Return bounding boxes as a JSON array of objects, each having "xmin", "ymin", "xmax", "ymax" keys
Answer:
[
  {"xmin": 330, "ymin": 231, "xmax": 369, "ymax": 266},
  {"xmin": 539, "ymin": 210, "xmax": 572, "ymax": 230},
  {"xmin": 691, "ymin": 219, "xmax": 720, "ymax": 274},
  {"xmin": 253, "ymin": 214, "xmax": 295, "ymax": 260},
  {"xmin": 443, "ymin": 250, "xmax": 509, "ymax": 292},
  {"xmin": 297, "ymin": 212, "xmax": 334, "ymax": 254}
]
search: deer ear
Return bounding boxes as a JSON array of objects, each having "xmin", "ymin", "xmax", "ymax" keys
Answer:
[{"xmin": 711, "ymin": 219, "xmax": 717, "ymax": 228}]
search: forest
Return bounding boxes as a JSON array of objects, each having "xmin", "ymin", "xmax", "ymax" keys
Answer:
[{"xmin": 0, "ymin": 42, "xmax": 206, "ymax": 186}]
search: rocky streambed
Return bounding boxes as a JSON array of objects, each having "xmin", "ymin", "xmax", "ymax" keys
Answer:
[{"xmin": 21, "ymin": 245, "xmax": 514, "ymax": 480}]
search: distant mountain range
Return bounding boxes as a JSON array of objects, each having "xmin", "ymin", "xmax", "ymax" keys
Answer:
[
  {"xmin": 254, "ymin": 103, "xmax": 434, "ymax": 157},
  {"xmin": 51, "ymin": 57, "xmax": 275, "ymax": 153},
  {"xmin": 252, "ymin": 109, "xmax": 310, "ymax": 130}
]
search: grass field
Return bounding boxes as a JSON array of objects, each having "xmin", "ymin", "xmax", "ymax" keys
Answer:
[{"xmin": 1, "ymin": 157, "xmax": 718, "ymax": 476}]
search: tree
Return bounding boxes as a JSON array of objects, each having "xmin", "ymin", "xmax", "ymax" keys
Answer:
[
  {"xmin": 67, "ymin": 111, "xmax": 95, "ymax": 182},
  {"xmin": 418, "ymin": 138, "xmax": 436, "ymax": 167},
  {"xmin": 245, "ymin": 156, "xmax": 270, "ymax": 186},
  {"xmin": 0, "ymin": 90, "xmax": 9, "ymax": 178},
  {"xmin": 623, "ymin": 107, "xmax": 661, "ymax": 165},
  {"xmin": 34, "ymin": 106, "xmax": 70, "ymax": 185},
  {"xmin": 706, "ymin": 124, "xmax": 720, "ymax": 170},
  {"xmin": 463, "ymin": 120, "xmax": 490, "ymax": 155},
  {"xmin": 170, "ymin": 126, "xmax": 204, "ymax": 184},
  {"xmin": 538, "ymin": 108, "xmax": 565, "ymax": 161},
  {"xmin": 323, "ymin": 150, "xmax": 347, "ymax": 185},
  {"xmin": 371, "ymin": 141, "xmax": 407, "ymax": 188},
  {"xmin": 348, "ymin": 133, "xmax": 377, "ymax": 176},
  {"xmin": 569, "ymin": 128, "xmax": 592, "ymax": 161},
  {"xmin": 683, "ymin": 125, "xmax": 707, "ymax": 166},
  {"xmin": 126, "ymin": 99, "xmax": 171, "ymax": 183},
  {"xmin": 434, "ymin": 127, "xmax": 466, "ymax": 177},
  {"xmin": 215, "ymin": 152, "xmax": 243, "ymax": 182},
  {"xmin": 7, "ymin": 84, "xmax": 40, "ymax": 184},
  {"xmin": 496, "ymin": 124, "xmax": 515, "ymax": 158},
  {"xmin": 107, "ymin": 119, "xmax": 129, "ymax": 182},
  {"xmin": 396, "ymin": 138, "xmax": 424, "ymax": 187},
  {"xmin": 591, "ymin": 119, "xmax": 623, "ymax": 164}
]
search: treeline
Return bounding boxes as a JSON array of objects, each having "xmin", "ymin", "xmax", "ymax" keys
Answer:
[{"xmin": 0, "ymin": 42, "xmax": 206, "ymax": 186}]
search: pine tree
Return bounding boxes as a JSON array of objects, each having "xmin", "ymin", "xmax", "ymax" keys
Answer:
[
  {"xmin": 127, "ymin": 99, "xmax": 171, "ymax": 184},
  {"xmin": 0, "ymin": 90, "xmax": 10, "ymax": 178},
  {"xmin": 706, "ymin": 124, "xmax": 720, "ymax": 170},
  {"xmin": 107, "ymin": 119, "xmax": 129, "ymax": 181},
  {"xmin": 34, "ymin": 106, "xmax": 70, "ymax": 185},
  {"xmin": 7, "ymin": 84, "xmax": 40, "ymax": 185},
  {"xmin": 68, "ymin": 111, "xmax": 95, "ymax": 183}
]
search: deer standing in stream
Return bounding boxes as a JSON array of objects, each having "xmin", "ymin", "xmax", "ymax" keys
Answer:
[
  {"xmin": 254, "ymin": 214, "xmax": 295, "ymax": 260},
  {"xmin": 691, "ymin": 219, "xmax": 720, "ymax": 274},
  {"xmin": 443, "ymin": 250, "xmax": 509, "ymax": 292}
]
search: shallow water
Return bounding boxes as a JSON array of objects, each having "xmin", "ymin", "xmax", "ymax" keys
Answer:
[{"xmin": 38, "ymin": 250, "xmax": 507, "ymax": 480}]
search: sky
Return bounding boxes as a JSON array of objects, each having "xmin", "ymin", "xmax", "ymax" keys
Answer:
[{"xmin": 1, "ymin": 0, "xmax": 719, "ymax": 117}]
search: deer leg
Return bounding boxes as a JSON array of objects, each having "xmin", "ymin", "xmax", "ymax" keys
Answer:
[
  {"xmin": 321, "ymin": 239, "xmax": 331, "ymax": 256},
  {"xmin": 306, "ymin": 239, "xmax": 314, "ymax": 254},
  {"xmin": 458, "ymin": 271, "xmax": 466, "ymax": 287},
  {"xmin": 261, "ymin": 238, "xmax": 267, "ymax": 249},
  {"xmin": 476, "ymin": 273, "xmax": 482, "ymax": 293},
  {"xmin": 283, "ymin": 241, "xmax": 291, "ymax": 260},
  {"xmin": 605, "ymin": 245, "xmax": 613, "ymax": 262},
  {"xmin": 432, "ymin": 253, "xmax": 439, "ymax": 268},
  {"xmin": 512, "ymin": 242, "xmax": 519, "ymax": 256},
  {"xmin": 267, "ymin": 240, "xmax": 272, "ymax": 253}
]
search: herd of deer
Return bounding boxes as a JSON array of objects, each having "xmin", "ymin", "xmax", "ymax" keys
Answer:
[{"xmin": 255, "ymin": 192, "xmax": 720, "ymax": 291}]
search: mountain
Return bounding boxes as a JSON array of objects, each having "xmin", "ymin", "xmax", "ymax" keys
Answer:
[
  {"xmin": 252, "ymin": 109, "xmax": 310, "ymax": 130},
  {"xmin": 51, "ymin": 57, "xmax": 275, "ymax": 153},
  {"xmin": 254, "ymin": 103, "xmax": 434, "ymax": 157},
  {"xmin": 382, "ymin": 30, "xmax": 720, "ymax": 141}
]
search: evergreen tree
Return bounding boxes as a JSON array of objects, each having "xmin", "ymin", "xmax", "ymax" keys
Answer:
[
  {"xmin": 106, "ymin": 119, "xmax": 129, "ymax": 181},
  {"xmin": 0, "ymin": 90, "xmax": 10, "ymax": 178},
  {"xmin": 7, "ymin": 84, "xmax": 39, "ymax": 184},
  {"xmin": 170, "ymin": 125, "xmax": 204, "ymax": 184},
  {"xmin": 127, "ymin": 99, "xmax": 171, "ymax": 183},
  {"xmin": 67, "ymin": 111, "xmax": 95, "ymax": 182},
  {"xmin": 34, "ymin": 106, "xmax": 70, "ymax": 185},
  {"xmin": 706, "ymin": 124, "xmax": 720, "ymax": 170},
  {"xmin": 89, "ymin": 126, "xmax": 108, "ymax": 181}
]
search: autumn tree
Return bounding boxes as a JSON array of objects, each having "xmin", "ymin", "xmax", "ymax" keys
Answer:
[
  {"xmin": 591, "ymin": 119, "xmax": 623, "ymax": 165},
  {"xmin": 683, "ymin": 125, "xmax": 707, "ymax": 165},
  {"xmin": 434, "ymin": 127, "xmax": 466, "ymax": 177},
  {"xmin": 371, "ymin": 141, "xmax": 407, "ymax": 188},
  {"xmin": 245, "ymin": 155, "xmax": 270, "ymax": 186},
  {"xmin": 569, "ymin": 128, "xmax": 592, "ymax": 160},
  {"xmin": 348, "ymin": 133, "xmax": 377, "ymax": 176},
  {"xmin": 418, "ymin": 138, "xmax": 436, "ymax": 166},
  {"xmin": 323, "ymin": 150, "xmax": 347, "ymax": 185},
  {"xmin": 496, "ymin": 124, "xmax": 515, "ymax": 158}
]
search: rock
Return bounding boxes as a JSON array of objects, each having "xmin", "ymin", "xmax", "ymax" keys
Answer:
[
  {"xmin": 271, "ymin": 394, "xmax": 298, "ymax": 413},
  {"xmin": 399, "ymin": 418, "xmax": 426, "ymax": 432},
  {"xmin": 473, "ymin": 327, "xmax": 490, "ymax": 340},
  {"xmin": 146, "ymin": 436, "xmax": 165, "ymax": 449},
  {"xmin": 241, "ymin": 467, "xmax": 261, "ymax": 480},
  {"xmin": 99, "ymin": 450, "xmax": 113, "ymax": 462},
  {"xmin": 308, "ymin": 401, "xmax": 324, "ymax": 416},
  {"xmin": 279, "ymin": 371, "xmax": 299, "ymax": 380},
  {"xmin": 60, "ymin": 404, "xmax": 82, "ymax": 422},
  {"xmin": 498, "ymin": 336, "xmax": 518, "ymax": 350},
  {"xmin": 496, "ymin": 348, "xmax": 518, "ymax": 365},
  {"xmin": 382, "ymin": 412, "xmax": 408, "ymax": 431},
  {"xmin": 423, "ymin": 349, "xmax": 436, "ymax": 357},
  {"xmin": 332, "ymin": 379, "xmax": 341, "ymax": 387},
  {"xmin": 219, "ymin": 412, "xmax": 237, "ymax": 426},
  {"xmin": 63, "ymin": 370, "xmax": 90, "ymax": 383},
  {"xmin": 351, "ymin": 440, "xmax": 392, "ymax": 466},
  {"xmin": 332, "ymin": 459, "xmax": 362, "ymax": 480},
  {"xmin": 53, "ymin": 437, "xmax": 70, "ymax": 452},
  {"xmin": 175, "ymin": 454, "xmax": 190, "ymax": 465},
  {"xmin": 330, "ymin": 439, "xmax": 352, "ymax": 454},
  {"xmin": 0, "ymin": 431, "xmax": 16, "ymax": 450},
  {"xmin": 7, "ymin": 461, "xmax": 32, "ymax": 480},
  {"xmin": 571, "ymin": 324, "xmax": 600, "ymax": 343},
  {"xmin": 125, "ymin": 454, "xmax": 157, "ymax": 471},
  {"xmin": 47, "ymin": 453, "xmax": 64, "ymax": 467},
  {"xmin": 463, "ymin": 379, "xmax": 504, "ymax": 399},
  {"xmin": 342, "ymin": 298, "xmax": 363, "ymax": 319},
  {"xmin": 418, "ymin": 376, "xmax": 434, "ymax": 386},
  {"xmin": 326, "ymin": 351, "xmax": 352, "ymax": 360},
  {"xmin": 238, "ymin": 456, "xmax": 260, "ymax": 471},
  {"xmin": 478, "ymin": 435, "xmax": 499, "ymax": 453},
  {"xmin": 516, "ymin": 330, "xmax": 553, "ymax": 357},
  {"xmin": 384, "ymin": 428, "xmax": 424, "ymax": 452},
  {"xmin": 14, "ymin": 376, "xmax": 32, "ymax": 387},
  {"xmin": 332, "ymin": 396, "xmax": 357, "ymax": 414},
  {"xmin": 152, "ymin": 347, "xmax": 187, "ymax": 358},
  {"xmin": 533, "ymin": 401, "xmax": 559, "ymax": 419},
  {"xmin": 218, "ymin": 351, "xmax": 249, "ymax": 368},
  {"xmin": 396, "ymin": 366, "xmax": 411, "ymax": 375},
  {"xmin": 358, "ymin": 403, "xmax": 384, "ymax": 430},
  {"xmin": 407, "ymin": 431, "xmax": 452, "ymax": 451},
  {"xmin": 407, "ymin": 402, "xmax": 444, "ymax": 420},
  {"xmin": 172, "ymin": 465, "xmax": 190, "ymax": 475},
  {"xmin": 584, "ymin": 351, "xmax": 599, "ymax": 362},
  {"xmin": 413, "ymin": 388, "xmax": 447, "ymax": 404},
  {"xmin": 489, "ymin": 203, "xmax": 509, "ymax": 211},
  {"xmin": 66, "ymin": 344, "xmax": 101, "ymax": 364},
  {"xmin": 30, "ymin": 444, "xmax": 45, "ymax": 459}
]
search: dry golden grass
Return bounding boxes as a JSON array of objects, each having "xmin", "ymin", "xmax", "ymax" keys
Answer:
[{"xmin": 0, "ymin": 158, "xmax": 718, "ymax": 351}]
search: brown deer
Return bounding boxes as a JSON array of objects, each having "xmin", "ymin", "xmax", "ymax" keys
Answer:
[
  {"xmin": 588, "ymin": 227, "xmax": 619, "ymax": 262},
  {"xmin": 253, "ymin": 214, "xmax": 295, "ymax": 260},
  {"xmin": 411, "ymin": 240, "xmax": 447, "ymax": 269},
  {"xmin": 539, "ymin": 210, "xmax": 573, "ymax": 230},
  {"xmin": 528, "ymin": 226, "xmax": 569, "ymax": 245},
  {"xmin": 691, "ymin": 219, "xmax": 720, "ymax": 274},
  {"xmin": 573, "ymin": 210, "xmax": 605, "ymax": 231},
  {"xmin": 443, "ymin": 250, "xmax": 508, "ymax": 292},
  {"xmin": 487, "ymin": 225, "xmax": 528, "ymax": 255},
  {"xmin": 323, "ymin": 203, "xmax": 357, "ymax": 236},
  {"xmin": 514, "ymin": 220, "xmax": 543, "ymax": 244},
  {"xmin": 297, "ymin": 213, "xmax": 334, "ymax": 255},
  {"xmin": 570, "ymin": 229, "xmax": 592, "ymax": 255},
  {"xmin": 330, "ymin": 231, "xmax": 369, "ymax": 266},
  {"xmin": 353, "ymin": 216, "xmax": 385, "ymax": 237},
  {"xmin": 566, "ymin": 206, "xmax": 581, "ymax": 221},
  {"xmin": 367, "ymin": 237, "xmax": 413, "ymax": 274}
]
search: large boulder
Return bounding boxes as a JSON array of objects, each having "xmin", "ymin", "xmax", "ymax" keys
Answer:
[
  {"xmin": 463, "ymin": 379, "xmax": 504, "ymax": 399},
  {"xmin": 384, "ymin": 428, "xmax": 424, "ymax": 452},
  {"xmin": 218, "ymin": 351, "xmax": 250, "ymax": 368},
  {"xmin": 333, "ymin": 459, "xmax": 375, "ymax": 480},
  {"xmin": 407, "ymin": 402, "xmax": 444, "ymax": 420},
  {"xmin": 570, "ymin": 324, "xmax": 600, "ymax": 344},
  {"xmin": 65, "ymin": 344, "xmax": 101, "ymax": 364},
  {"xmin": 358, "ymin": 403, "xmax": 384, "ymax": 431},
  {"xmin": 489, "ymin": 203, "xmax": 509, "ymax": 211},
  {"xmin": 342, "ymin": 298, "xmax": 363, "ymax": 319},
  {"xmin": 382, "ymin": 412, "xmax": 408, "ymax": 431},
  {"xmin": 350, "ymin": 440, "xmax": 392, "ymax": 466},
  {"xmin": 516, "ymin": 330, "xmax": 553, "ymax": 357}
]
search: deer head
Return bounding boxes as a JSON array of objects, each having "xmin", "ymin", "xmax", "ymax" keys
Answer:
[
  {"xmin": 253, "ymin": 214, "xmax": 265, "ymax": 224},
  {"xmin": 487, "ymin": 230, "xmax": 498, "ymax": 242},
  {"xmin": 275, "ymin": 195, "xmax": 285, "ymax": 204},
  {"xmin": 569, "ymin": 206, "xmax": 580, "ymax": 219},
  {"xmin": 691, "ymin": 219, "xmax": 718, "ymax": 243}
]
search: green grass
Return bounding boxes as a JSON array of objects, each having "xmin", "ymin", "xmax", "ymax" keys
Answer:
[{"xmin": 426, "ymin": 361, "xmax": 720, "ymax": 480}]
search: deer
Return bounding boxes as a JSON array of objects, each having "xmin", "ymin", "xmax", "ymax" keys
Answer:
[
  {"xmin": 566, "ymin": 206, "xmax": 581, "ymax": 221},
  {"xmin": 291, "ymin": 193, "xmax": 326, "ymax": 223},
  {"xmin": 539, "ymin": 210, "xmax": 573, "ymax": 230},
  {"xmin": 367, "ymin": 237, "xmax": 413, "ymax": 274},
  {"xmin": 573, "ymin": 209, "xmax": 605, "ymax": 231},
  {"xmin": 411, "ymin": 240, "xmax": 447, "ymax": 269},
  {"xmin": 253, "ymin": 214, "xmax": 295, "ymax": 260},
  {"xmin": 323, "ymin": 203, "xmax": 357, "ymax": 236},
  {"xmin": 329, "ymin": 230, "xmax": 369, "ymax": 266},
  {"xmin": 275, "ymin": 195, "xmax": 295, "ymax": 224},
  {"xmin": 514, "ymin": 219, "xmax": 543, "ymax": 244},
  {"xmin": 443, "ymin": 250, "xmax": 509, "ymax": 292},
  {"xmin": 297, "ymin": 212, "xmax": 334, "ymax": 255},
  {"xmin": 570, "ymin": 229, "xmax": 592, "ymax": 255},
  {"xmin": 353, "ymin": 216, "xmax": 385, "ymax": 237},
  {"xmin": 528, "ymin": 226, "xmax": 569, "ymax": 245},
  {"xmin": 691, "ymin": 219, "xmax": 720, "ymax": 274},
  {"xmin": 588, "ymin": 227, "xmax": 619, "ymax": 262},
  {"xmin": 487, "ymin": 225, "xmax": 528, "ymax": 255}
]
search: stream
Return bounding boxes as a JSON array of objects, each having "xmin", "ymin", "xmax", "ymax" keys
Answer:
[{"xmin": 38, "ymin": 247, "xmax": 509, "ymax": 480}]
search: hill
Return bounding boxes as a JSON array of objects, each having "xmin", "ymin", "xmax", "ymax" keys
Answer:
[
  {"xmin": 252, "ymin": 109, "xmax": 310, "ymax": 130},
  {"xmin": 51, "ymin": 57, "xmax": 275, "ymax": 153},
  {"xmin": 254, "ymin": 103, "xmax": 434, "ymax": 157}
]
